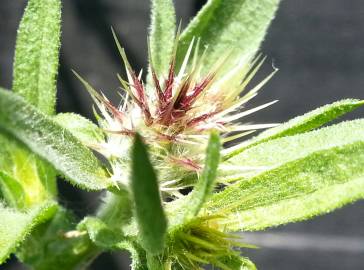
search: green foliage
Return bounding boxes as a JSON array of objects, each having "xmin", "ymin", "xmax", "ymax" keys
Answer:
[
  {"xmin": 1, "ymin": 0, "xmax": 364, "ymax": 269},
  {"xmin": 78, "ymin": 217, "xmax": 126, "ymax": 249},
  {"xmin": 225, "ymin": 99, "xmax": 364, "ymax": 159},
  {"xmin": 96, "ymin": 192, "xmax": 133, "ymax": 229},
  {"xmin": 0, "ymin": 201, "xmax": 57, "ymax": 264},
  {"xmin": 78, "ymin": 217, "xmax": 149, "ymax": 270},
  {"xmin": 78, "ymin": 216, "xmax": 149, "ymax": 270},
  {"xmin": 0, "ymin": 171, "xmax": 26, "ymax": 209},
  {"xmin": 225, "ymin": 119, "xmax": 364, "ymax": 180},
  {"xmin": 13, "ymin": 0, "xmax": 61, "ymax": 115},
  {"xmin": 54, "ymin": 113, "xmax": 105, "ymax": 146},
  {"xmin": 5, "ymin": 0, "xmax": 61, "ymax": 212},
  {"xmin": 0, "ymin": 88, "xmax": 111, "ymax": 190},
  {"xmin": 177, "ymin": 0, "xmax": 280, "ymax": 73},
  {"xmin": 149, "ymin": 0, "xmax": 176, "ymax": 77},
  {"xmin": 131, "ymin": 134, "xmax": 167, "ymax": 255},
  {"xmin": 181, "ymin": 132, "xmax": 221, "ymax": 221},
  {"xmin": 17, "ymin": 208, "xmax": 99, "ymax": 270},
  {"xmin": 0, "ymin": 133, "xmax": 56, "ymax": 208},
  {"xmin": 209, "ymin": 140, "xmax": 364, "ymax": 231}
]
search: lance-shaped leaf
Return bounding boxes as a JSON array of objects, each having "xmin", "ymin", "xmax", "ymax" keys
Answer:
[
  {"xmin": 10, "ymin": 0, "xmax": 60, "ymax": 208},
  {"xmin": 149, "ymin": 0, "xmax": 176, "ymax": 77},
  {"xmin": 224, "ymin": 99, "xmax": 364, "ymax": 159},
  {"xmin": 131, "ymin": 134, "xmax": 167, "ymax": 255},
  {"xmin": 208, "ymin": 140, "xmax": 364, "ymax": 231},
  {"xmin": 0, "ymin": 201, "xmax": 57, "ymax": 264},
  {"xmin": 54, "ymin": 113, "xmax": 105, "ymax": 146},
  {"xmin": 13, "ymin": 0, "xmax": 61, "ymax": 115},
  {"xmin": 0, "ymin": 88, "xmax": 111, "ymax": 190},
  {"xmin": 181, "ymin": 131, "xmax": 221, "ymax": 221},
  {"xmin": 222, "ymin": 119, "xmax": 364, "ymax": 181},
  {"xmin": 177, "ymin": 0, "xmax": 280, "ymax": 73}
]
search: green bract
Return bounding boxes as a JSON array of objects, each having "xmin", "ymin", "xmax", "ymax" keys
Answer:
[
  {"xmin": 131, "ymin": 134, "xmax": 167, "ymax": 255},
  {"xmin": 174, "ymin": 132, "xmax": 221, "ymax": 223},
  {"xmin": 0, "ymin": 0, "xmax": 363, "ymax": 269}
]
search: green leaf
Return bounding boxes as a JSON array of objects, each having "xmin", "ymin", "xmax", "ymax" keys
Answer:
[
  {"xmin": 0, "ymin": 88, "xmax": 111, "ymax": 190},
  {"xmin": 78, "ymin": 217, "xmax": 149, "ymax": 270},
  {"xmin": 208, "ymin": 140, "xmax": 364, "ymax": 231},
  {"xmin": 224, "ymin": 99, "xmax": 364, "ymax": 159},
  {"xmin": 17, "ymin": 207, "xmax": 100, "ymax": 270},
  {"xmin": 0, "ymin": 201, "xmax": 57, "ymax": 264},
  {"xmin": 13, "ymin": 0, "xmax": 61, "ymax": 115},
  {"xmin": 10, "ymin": 0, "xmax": 61, "ymax": 209},
  {"xmin": 223, "ymin": 119, "xmax": 364, "ymax": 181},
  {"xmin": 131, "ymin": 134, "xmax": 167, "ymax": 255},
  {"xmin": 0, "ymin": 171, "xmax": 26, "ymax": 209},
  {"xmin": 182, "ymin": 132, "xmax": 221, "ymax": 220},
  {"xmin": 177, "ymin": 0, "xmax": 280, "ymax": 73},
  {"xmin": 149, "ymin": 0, "xmax": 176, "ymax": 77},
  {"xmin": 54, "ymin": 113, "xmax": 105, "ymax": 146},
  {"xmin": 78, "ymin": 216, "xmax": 148, "ymax": 269},
  {"xmin": 78, "ymin": 217, "xmax": 126, "ymax": 250},
  {"xmin": 35, "ymin": 158, "xmax": 58, "ymax": 197},
  {"xmin": 0, "ymin": 132, "xmax": 56, "ymax": 208}
]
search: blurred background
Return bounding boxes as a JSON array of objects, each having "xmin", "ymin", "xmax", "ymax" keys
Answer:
[{"xmin": 1, "ymin": 0, "xmax": 364, "ymax": 269}]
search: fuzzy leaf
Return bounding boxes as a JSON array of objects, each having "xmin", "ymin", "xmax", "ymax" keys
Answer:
[
  {"xmin": 209, "ymin": 141, "xmax": 364, "ymax": 231},
  {"xmin": 13, "ymin": 0, "xmax": 61, "ymax": 115},
  {"xmin": 0, "ymin": 201, "xmax": 57, "ymax": 264},
  {"xmin": 0, "ymin": 88, "xmax": 111, "ymax": 190},
  {"xmin": 224, "ymin": 99, "xmax": 364, "ymax": 159},
  {"xmin": 223, "ymin": 119, "xmax": 364, "ymax": 181},
  {"xmin": 177, "ymin": 0, "xmax": 280, "ymax": 73},
  {"xmin": 131, "ymin": 134, "xmax": 167, "ymax": 255},
  {"xmin": 0, "ymin": 132, "xmax": 56, "ymax": 208},
  {"xmin": 78, "ymin": 218, "xmax": 146, "ymax": 268},
  {"xmin": 182, "ymin": 132, "xmax": 220, "ymax": 220},
  {"xmin": 54, "ymin": 113, "xmax": 104, "ymax": 146},
  {"xmin": 0, "ymin": 171, "xmax": 26, "ymax": 209},
  {"xmin": 149, "ymin": 0, "xmax": 176, "ymax": 77},
  {"xmin": 17, "ymin": 207, "xmax": 99, "ymax": 270},
  {"xmin": 78, "ymin": 217, "xmax": 127, "ymax": 250},
  {"xmin": 10, "ymin": 0, "xmax": 60, "ymax": 209}
]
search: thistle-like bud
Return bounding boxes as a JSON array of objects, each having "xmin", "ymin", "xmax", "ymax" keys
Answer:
[{"xmin": 76, "ymin": 33, "xmax": 277, "ymax": 197}]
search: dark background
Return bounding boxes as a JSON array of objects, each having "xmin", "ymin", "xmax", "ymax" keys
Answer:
[{"xmin": 1, "ymin": 0, "xmax": 364, "ymax": 269}]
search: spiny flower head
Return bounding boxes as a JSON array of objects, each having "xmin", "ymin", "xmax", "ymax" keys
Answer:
[{"xmin": 76, "ymin": 30, "xmax": 277, "ymax": 196}]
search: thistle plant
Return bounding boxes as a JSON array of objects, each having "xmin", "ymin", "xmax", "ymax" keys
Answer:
[{"xmin": 0, "ymin": 0, "xmax": 363, "ymax": 269}]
